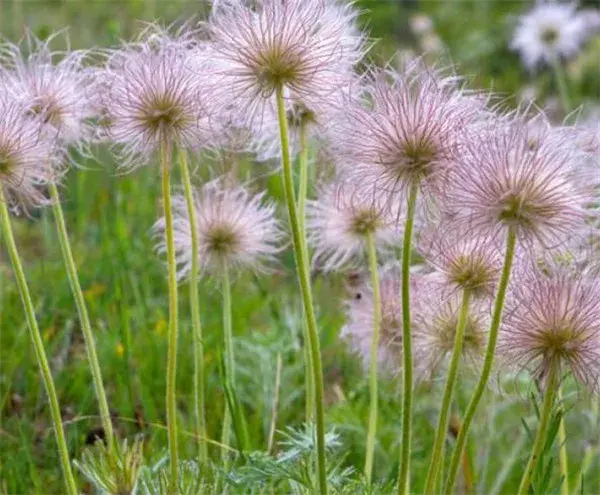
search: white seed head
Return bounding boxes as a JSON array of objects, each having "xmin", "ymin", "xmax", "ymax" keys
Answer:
[
  {"xmin": 0, "ymin": 91, "xmax": 58, "ymax": 211},
  {"xmin": 511, "ymin": 3, "xmax": 589, "ymax": 69},
  {"xmin": 306, "ymin": 177, "xmax": 402, "ymax": 272},
  {"xmin": 154, "ymin": 178, "xmax": 283, "ymax": 277}
]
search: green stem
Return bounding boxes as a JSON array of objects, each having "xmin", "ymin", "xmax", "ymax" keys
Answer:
[
  {"xmin": 0, "ymin": 188, "xmax": 78, "ymax": 495},
  {"xmin": 297, "ymin": 121, "xmax": 314, "ymax": 425},
  {"xmin": 557, "ymin": 386, "xmax": 569, "ymax": 495},
  {"xmin": 275, "ymin": 85, "xmax": 327, "ymax": 495},
  {"xmin": 424, "ymin": 290, "xmax": 472, "ymax": 493},
  {"xmin": 444, "ymin": 228, "xmax": 517, "ymax": 494},
  {"xmin": 397, "ymin": 182, "xmax": 418, "ymax": 495},
  {"xmin": 517, "ymin": 362, "xmax": 561, "ymax": 495},
  {"xmin": 221, "ymin": 264, "xmax": 249, "ymax": 453},
  {"xmin": 179, "ymin": 150, "xmax": 207, "ymax": 463},
  {"xmin": 223, "ymin": 264, "xmax": 234, "ymax": 390},
  {"xmin": 552, "ymin": 58, "xmax": 572, "ymax": 114},
  {"xmin": 49, "ymin": 182, "xmax": 115, "ymax": 456},
  {"xmin": 364, "ymin": 232, "xmax": 381, "ymax": 484},
  {"xmin": 161, "ymin": 141, "xmax": 179, "ymax": 494}
]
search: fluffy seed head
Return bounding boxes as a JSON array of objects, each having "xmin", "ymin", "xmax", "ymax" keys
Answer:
[
  {"xmin": 418, "ymin": 220, "xmax": 503, "ymax": 298},
  {"xmin": 0, "ymin": 31, "xmax": 97, "ymax": 155},
  {"xmin": 498, "ymin": 264, "xmax": 600, "ymax": 394},
  {"xmin": 154, "ymin": 178, "xmax": 282, "ymax": 277},
  {"xmin": 444, "ymin": 114, "xmax": 594, "ymax": 251},
  {"xmin": 413, "ymin": 275, "xmax": 489, "ymax": 375},
  {"xmin": 511, "ymin": 3, "xmax": 589, "ymax": 70},
  {"xmin": 306, "ymin": 177, "xmax": 401, "ymax": 272},
  {"xmin": 207, "ymin": 0, "xmax": 365, "ymax": 125},
  {"xmin": 341, "ymin": 265, "xmax": 404, "ymax": 372},
  {"xmin": 329, "ymin": 63, "xmax": 483, "ymax": 203},
  {"xmin": 0, "ymin": 91, "xmax": 57, "ymax": 210},
  {"xmin": 99, "ymin": 27, "xmax": 217, "ymax": 169}
]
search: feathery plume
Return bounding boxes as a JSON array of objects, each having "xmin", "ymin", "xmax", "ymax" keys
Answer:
[
  {"xmin": 511, "ymin": 2, "xmax": 590, "ymax": 70},
  {"xmin": 498, "ymin": 264, "xmax": 600, "ymax": 394},
  {"xmin": 306, "ymin": 177, "xmax": 401, "ymax": 272},
  {"xmin": 99, "ymin": 26, "xmax": 218, "ymax": 169},
  {"xmin": 154, "ymin": 178, "xmax": 282, "ymax": 278},
  {"xmin": 207, "ymin": 0, "xmax": 365, "ymax": 129},
  {"xmin": 443, "ymin": 113, "xmax": 594, "ymax": 251},
  {"xmin": 329, "ymin": 62, "xmax": 484, "ymax": 206},
  {"xmin": 418, "ymin": 219, "xmax": 504, "ymax": 299},
  {"xmin": 341, "ymin": 265, "xmax": 405, "ymax": 372},
  {"xmin": 0, "ymin": 91, "xmax": 57, "ymax": 211},
  {"xmin": 0, "ymin": 31, "xmax": 97, "ymax": 156},
  {"xmin": 412, "ymin": 274, "xmax": 489, "ymax": 376}
]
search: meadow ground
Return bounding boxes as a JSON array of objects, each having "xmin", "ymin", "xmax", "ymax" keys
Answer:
[{"xmin": 1, "ymin": 1, "xmax": 599, "ymax": 494}]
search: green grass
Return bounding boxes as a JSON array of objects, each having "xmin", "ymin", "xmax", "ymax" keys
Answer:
[{"xmin": 1, "ymin": 1, "xmax": 600, "ymax": 493}]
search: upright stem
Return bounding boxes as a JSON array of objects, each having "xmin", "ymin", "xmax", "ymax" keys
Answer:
[
  {"xmin": 552, "ymin": 58, "xmax": 572, "ymax": 114},
  {"xmin": 222, "ymin": 264, "xmax": 250, "ymax": 453},
  {"xmin": 517, "ymin": 362, "xmax": 560, "ymax": 495},
  {"xmin": 161, "ymin": 141, "xmax": 179, "ymax": 493},
  {"xmin": 364, "ymin": 232, "xmax": 381, "ymax": 484},
  {"xmin": 0, "ymin": 188, "xmax": 78, "ymax": 495},
  {"xmin": 424, "ymin": 289, "xmax": 472, "ymax": 493},
  {"xmin": 223, "ymin": 264, "xmax": 235, "ymax": 388},
  {"xmin": 179, "ymin": 150, "xmax": 207, "ymax": 462},
  {"xmin": 444, "ymin": 228, "xmax": 517, "ymax": 494},
  {"xmin": 397, "ymin": 182, "xmax": 418, "ymax": 495},
  {"xmin": 297, "ymin": 120, "xmax": 314, "ymax": 425},
  {"xmin": 49, "ymin": 182, "xmax": 115, "ymax": 456},
  {"xmin": 557, "ymin": 386, "xmax": 569, "ymax": 495},
  {"xmin": 275, "ymin": 85, "xmax": 327, "ymax": 495}
]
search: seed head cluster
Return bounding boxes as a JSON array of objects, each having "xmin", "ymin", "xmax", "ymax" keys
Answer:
[{"xmin": 1, "ymin": 0, "xmax": 600, "ymax": 444}]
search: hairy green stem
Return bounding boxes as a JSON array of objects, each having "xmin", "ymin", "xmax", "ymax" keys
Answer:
[
  {"xmin": 49, "ymin": 182, "xmax": 115, "ymax": 455},
  {"xmin": 161, "ymin": 141, "xmax": 179, "ymax": 494},
  {"xmin": 444, "ymin": 228, "xmax": 517, "ymax": 494},
  {"xmin": 364, "ymin": 232, "xmax": 381, "ymax": 484},
  {"xmin": 424, "ymin": 290, "xmax": 472, "ymax": 493},
  {"xmin": 275, "ymin": 85, "xmax": 327, "ymax": 494},
  {"xmin": 557, "ymin": 386, "xmax": 569, "ymax": 495},
  {"xmin": 397, "ymin": 182, "xmax": 418, "ymax": 495},
  {"xmin": 222, "ymin": 264, "xmax": 250, "ymax": 453},
  {"xmin": 298, "ymin": 120, "xmax": 314, "ymax": 425},
  {"xmin": 179, "ymin": 150, "xmax": 207, "ymax": 463},
  {"xmin": 0, "ymin": 188, "xmax": 78, "ymax": 495},
  {"xmin": 517, "ymin": 362, "xmax": 560, "ymax": 495}
]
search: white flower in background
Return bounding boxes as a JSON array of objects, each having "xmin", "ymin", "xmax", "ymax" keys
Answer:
[{"xmin": 511, "ymin": 2, "xmax": 589, "ymax": 69}]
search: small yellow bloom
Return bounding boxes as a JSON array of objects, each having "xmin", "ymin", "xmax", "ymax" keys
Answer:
[{"xmin": 116, "ymin": 342, "xmax": 125, "ymax": 357}]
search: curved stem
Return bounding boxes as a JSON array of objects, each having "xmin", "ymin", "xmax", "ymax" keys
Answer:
[
  {"xmin": 0, "ymin": 188, "xmax": 78, "ymax": 495},
  {"xmin": 275, "ymin": 85, "xmax": 327, "ymax": 495},
  {"xmin": 557, "ymin": 386, "xmax": 569, "ymax": 495},
  {"xmin": 161, "ymin": 141, "xmax": 179, "ymax": 494},
  {"xmin": 424, "ymin": 289, "xmax": 472, "ymax": 493},
  {"xmin": 397, "ymin": 182, "xmax": 418, "ymax": 495},
  {"xmin": 364, "ymin": 232, "xmax": 381, "ymax": 484},
  {"xmin": 444, "ymin": 228, "xmax": 517, "ymax": 494},
  {"xmin": 517, "ymin": 362, "xmax": 560, "ymax": 495},
  {"xmin": 298, "ymin": 120, "xmax": 314, "ymax": 425},
  {"xmin": 179, "ymin": 150, "xmax": 207, "ymax": 463},
  {"xmin": 49, "ymin": 182, "xmax": 115, "ymax": 456}
]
